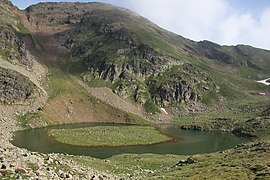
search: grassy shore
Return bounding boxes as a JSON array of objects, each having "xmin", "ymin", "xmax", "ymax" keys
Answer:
[
  {"xmin": 64, "ymin": 141, "xmax": 270, "ymax": 179},
  {"xmin": 48, "ymin": 126, "xmax": 171, "ymax": 147}
]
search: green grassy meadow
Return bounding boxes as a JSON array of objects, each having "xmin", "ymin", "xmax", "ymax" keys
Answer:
[{"xmin": 48, "ymin": 126, "xmax": 171, "ymax": 146}]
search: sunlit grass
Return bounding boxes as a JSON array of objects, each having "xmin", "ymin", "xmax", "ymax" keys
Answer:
[{"xmin": 48, "ymin": 125, "xmax": 171, "ymax": 146}]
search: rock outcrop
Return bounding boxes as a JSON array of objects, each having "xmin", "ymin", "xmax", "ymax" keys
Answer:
[
  {"xmin": 0, "ymin": 67, "xmax": 36, "ymax": 104},
  {"xmin": 232, "ymin": 116, "xmax": 270, "ymax": 138},
  {"xmin": 0, "ymin": 25, "xmax": 32, "ymax": 68},
  {"xmin": 0, "ymin": 0, "xmax": 33, "ymax": 68},
  {"xmin": 53, "ymin": 6, "xmax": 214, "ymax": 109}
]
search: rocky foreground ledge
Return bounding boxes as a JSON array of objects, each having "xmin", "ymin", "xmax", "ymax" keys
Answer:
[{"xmin": 0, "ymin": 146, "xmax": 117, "ymax": 179}]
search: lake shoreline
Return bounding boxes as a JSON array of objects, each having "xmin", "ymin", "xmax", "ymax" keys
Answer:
[{"xmin": 11, "ymin": 122, "xmax": 247, "ymax": 159}]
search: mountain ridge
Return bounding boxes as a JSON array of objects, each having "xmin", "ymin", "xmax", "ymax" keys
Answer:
[
  {"xmin": 21, "ymin": 2, "xmax": 270, "ymax": 113},
  {"xmin": 0, "ymin": 0, "xmax": 268, "ymax": 119}
]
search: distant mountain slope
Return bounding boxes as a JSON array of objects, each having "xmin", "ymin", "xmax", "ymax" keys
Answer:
[
  {"xmin": 19, "ymin": 2, "xmax": 270, "ymax": 112},
  {"xmin": 23, "ymin": 2, "xmax": 270, "ymax": 112},
  {"xmin": 194, "ymin": 41, "xmax": 270, "ymax": 77}
]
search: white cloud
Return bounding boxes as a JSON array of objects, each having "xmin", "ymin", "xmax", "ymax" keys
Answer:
[
  {"xmin": 112, "ymin": 0, "xmax": 270, "ymax": 50},
  {"xmin": 218, "ymin": 13, "xmax": 256, "ymax": 45},
  {"xmin": 252, "ymin": 8, "xmax": 270, "ymax": 49},
  {"xmin": 120, "ymin": 0, "xmax": 228, "ymax": 40}
]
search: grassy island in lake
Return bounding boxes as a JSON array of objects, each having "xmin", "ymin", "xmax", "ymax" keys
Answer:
[{"xmin": 48, "ymin": 126, "xmax": 171, "ymax": 147}]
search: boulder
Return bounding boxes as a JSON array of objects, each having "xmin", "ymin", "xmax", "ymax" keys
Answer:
[
  {"xmin": 174, "ymin": 156, "xmax": 198, "ymax": 167},
  {"xmin": 1, "ymin": 164, "xmax": 6, "ymax": 169}
]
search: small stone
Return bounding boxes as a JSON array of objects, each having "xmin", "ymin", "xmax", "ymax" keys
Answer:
[
  {"xmin": 66, "ymin": 173, "xmax": 72, "ymax": 178},
  {"xmin": 91, "ymin": 175, "xmax": 99, "ymax": 180},
  {"xmin": 1, "ymin": 164, "xmax": 6, "ymax": 169},
  {"xmin": 187, "ymin": 156, "xmax": 197, "ymax": 164},
  {"xmin": 58, "ymin": 170, "xmax": 64, "ymax": 175},
  {"xmin": 60, "ymin": 173, "xmax": 66, "ymax": 178},
  {"xmin": 46, "ymin": 156, "xmax": 54, "ymax": 164}
]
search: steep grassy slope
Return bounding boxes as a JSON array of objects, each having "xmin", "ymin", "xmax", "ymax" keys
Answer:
[{"xmin": 24, "ymin": 2, "xmax": 270, "ymax": 115}]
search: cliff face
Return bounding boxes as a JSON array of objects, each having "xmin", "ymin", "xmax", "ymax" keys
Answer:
[
  {"xmin": 0, "ymin": 25, "xmax": 32, "ymax": 67},
  {"xmin": 147, "ymin": 64, "xmax": 214, "ymax": 107},
  {"xmin": 59, "ymin": 29, "xmax": 213, "ymax": 108}
]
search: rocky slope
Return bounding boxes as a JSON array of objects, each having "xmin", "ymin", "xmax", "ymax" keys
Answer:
[
  {"xmin": 22, "ymin": 2, "xmax": 270, "ymax": 115},
  {"xmin": 0, "ymin": 0, "xmax": 33, "ymax": 68},
  {"xmin": 0, "ymin": 1, "xmax": 38, "ymax": 105},
  {"xmin": 194, "ymin": 40, "xmax": 270, "ymax": 71},
  {"xmin": 0, "ymin": 67, "xmax": 36, "ymax": 104},
  {"xmin": 0, "ymin": 147, "xmax": 116, "ymax": 179},
  {"xmin": 24, "ymin": 2, "xmax": 217, "ymax": 112}
]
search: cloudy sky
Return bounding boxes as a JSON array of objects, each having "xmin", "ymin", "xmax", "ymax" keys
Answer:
[{"xmin": 11, "ymin": 0, "xmax": 270, "ymax": 50}]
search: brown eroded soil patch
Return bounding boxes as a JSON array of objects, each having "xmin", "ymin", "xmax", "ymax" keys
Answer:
[{"xmin": 42, "ymin": 93, "xmax": 144, "ymax": 125}]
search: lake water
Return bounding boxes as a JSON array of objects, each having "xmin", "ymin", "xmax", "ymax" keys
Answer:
[{"xmin": 11, "ymin": 123, "xmax": 247, "ymax": 159}]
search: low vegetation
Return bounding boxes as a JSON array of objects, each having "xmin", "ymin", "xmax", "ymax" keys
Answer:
[
  {"xmin": 66, "ymin": 141, "xmax": 270, "ymax": 179},
  {"xmin": 174, "ymin": 99, "xmax": 270, "ymax": 133},
  {"xmin": 48, "ymin": 126, "xmax": 171, "ymax": 147}
]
